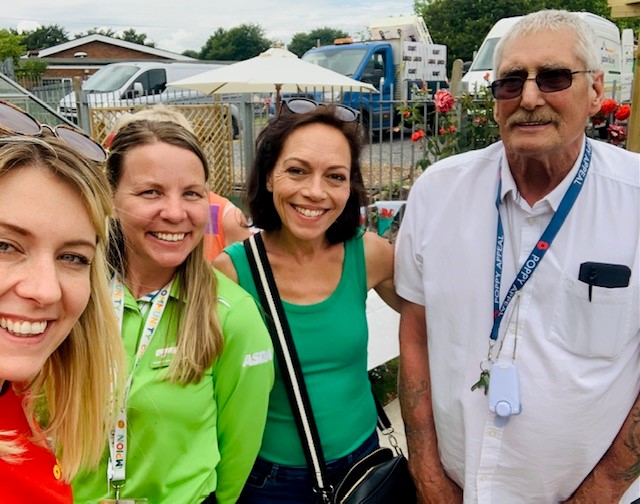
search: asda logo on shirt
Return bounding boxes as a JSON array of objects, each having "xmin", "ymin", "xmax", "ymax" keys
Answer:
[{"xmin": 242, "ymin": 349, "xmax": 273, "ymax": 368}]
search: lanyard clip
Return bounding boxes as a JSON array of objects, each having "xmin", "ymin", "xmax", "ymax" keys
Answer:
[{"xmin": 112, "ymin": 481, "xmax": 125, "ymax": 503}]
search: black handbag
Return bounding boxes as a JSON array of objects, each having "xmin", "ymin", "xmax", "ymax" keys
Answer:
[{"xmin": 244, "ymin": 234, "xmax": 416, "ymax": 504}]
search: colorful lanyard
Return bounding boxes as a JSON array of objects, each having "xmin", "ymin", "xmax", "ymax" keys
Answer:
[
  {"xmin": 490, "ymin": 140, "xmax": 592, "ymax": 342},
  {"xmin": 107, "ymin": 276, "xmax": 173, "ymax": 493}
]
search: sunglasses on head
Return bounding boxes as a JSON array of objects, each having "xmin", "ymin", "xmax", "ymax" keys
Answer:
[
  {"xmin": 279, "ymin": 97, "xmax": 360, "ymax": 123},
  {"xmin": 490, "ymin": 68, "xmax": 594, "ymax": 100},
  {"xmin": 0, "ymin": 100, "xmax": 107, "ymax": 162}
]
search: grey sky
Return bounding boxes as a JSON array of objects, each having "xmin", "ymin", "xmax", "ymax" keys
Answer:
[{"xmin": 4, "ymin": 1, "xmax": 416, "ymax": 54}]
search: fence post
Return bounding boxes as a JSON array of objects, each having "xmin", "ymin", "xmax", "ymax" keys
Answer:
[
  {"xmin": 626, "ymin": 32, "xmax": 639, "ymax": 153},
  {"xmin": 450, "ymin": 59, "xmax": 464, "ymax": 98},
  {"xmin": 72, "ymin": 76, "xmax": 89, "ymax": 134},
  {"xmin": 241, "ymin": 94, "xmax": 254, "ymax": 180}
]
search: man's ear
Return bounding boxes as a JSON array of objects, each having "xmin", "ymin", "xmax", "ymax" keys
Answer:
[{"xmin": 588, "ymin": 70, "xmax": 605, "ymax": 117}]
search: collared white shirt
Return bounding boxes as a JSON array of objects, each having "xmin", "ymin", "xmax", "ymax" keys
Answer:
[{"xmin": 395, "ymin": 138, "xmax": 640, "ymax": 503}]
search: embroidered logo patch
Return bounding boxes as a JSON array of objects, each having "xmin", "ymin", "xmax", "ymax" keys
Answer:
[{"xmin": 242, "ymin": 349, "xmax": 274, "ymax": 367}]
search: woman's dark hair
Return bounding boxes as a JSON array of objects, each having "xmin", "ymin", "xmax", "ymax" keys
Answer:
[{"xmin": 247, "ymin": 105, "xmax": 368, "ymax": 244}]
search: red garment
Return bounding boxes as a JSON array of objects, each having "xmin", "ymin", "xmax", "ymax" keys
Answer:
[
  {"xmin": 204, "ymin": 192, "xmax": 231, "ymax": 262},
  {"xmin": 0, "ymin": 385, "xmax": 72, "ymax": 503}
]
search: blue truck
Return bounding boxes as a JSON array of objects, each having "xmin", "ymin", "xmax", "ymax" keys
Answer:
[{"xmin": 277, "ymin": 16, "xmax": 448, "ymax": 135}]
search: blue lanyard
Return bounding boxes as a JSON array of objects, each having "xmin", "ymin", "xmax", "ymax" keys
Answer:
[{"xmin": 491, "ymin": 141, "xmax": 592, "ymax": 341}]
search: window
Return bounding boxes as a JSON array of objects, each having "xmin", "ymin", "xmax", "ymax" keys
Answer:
[
  {"xmin": 361, "ymin": 52, "xmax": 385, "ymax": 86},
  {"xmin": 132, "ymin": 69, "xmax": 167, "ymax": 96}
]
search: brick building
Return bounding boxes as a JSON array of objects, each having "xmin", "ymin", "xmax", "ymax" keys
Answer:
[{"xmin": 25, "ymin": 34, "xmax": 196, "ymax": 84}]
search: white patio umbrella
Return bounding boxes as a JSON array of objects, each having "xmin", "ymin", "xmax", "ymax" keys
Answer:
[{"xmin": 168, "ymin": 47, "xmax": 377, "ymax": 112}]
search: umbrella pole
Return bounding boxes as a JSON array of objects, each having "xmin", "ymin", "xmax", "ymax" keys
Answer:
[{"xmin": 275, "ymin": 84, "xmax": 282, "ymax": 115}]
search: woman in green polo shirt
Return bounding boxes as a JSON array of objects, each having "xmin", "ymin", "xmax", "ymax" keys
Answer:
[{"xmin": 72, "ymin": 120, "xmax": 274, "ymax": 504}]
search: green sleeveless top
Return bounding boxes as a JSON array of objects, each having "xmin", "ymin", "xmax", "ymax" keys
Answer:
[{"xmin": 225, "ymin": 234, "xmax": 377, "ymax": 465}]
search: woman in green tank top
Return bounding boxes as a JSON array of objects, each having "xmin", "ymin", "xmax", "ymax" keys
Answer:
[{"xmin": 214, "ymin": 101, "xmax": 400, "ymax": 503}]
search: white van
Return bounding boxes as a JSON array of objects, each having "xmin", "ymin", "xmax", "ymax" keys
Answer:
[
  {"xmin": 58, "ymin": 61, "xmax": 241, "ymax": 136},
  {"xmin": 460, "ymin": 13, "xmax": 633, "ymax": 101}
]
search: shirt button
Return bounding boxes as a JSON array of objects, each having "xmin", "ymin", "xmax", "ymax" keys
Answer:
[
  {"xmin": 488, "ymin": 429, "xmax": 497, "ymax": 437},
  {"xmin": 480, "ymin": 476, "xmax": 488, "ymax": 481},
  {"xmin": 527, "ymin": 217, "xmax": 537, "ymax": 225},
  {"xmin": 53, "ymin": 461, "xmax": 62, "ymax": 480}
]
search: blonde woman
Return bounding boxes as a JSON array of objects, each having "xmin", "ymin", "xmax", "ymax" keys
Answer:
[
  {"xmin": 73, "ymin": 120, "xmax": 274, "ymax": 504},
  {"xmin": 0, "ymin": 134, "xmax": 123, "ymax": 503},
  {"xmin": 105, "ymin": 105, "xmax": 251, "ymax": 260}
]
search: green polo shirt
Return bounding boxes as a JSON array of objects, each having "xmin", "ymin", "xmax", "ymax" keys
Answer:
[{"xmin": 72, "ymin": 271, "xmax": 274, "ymax": 504}]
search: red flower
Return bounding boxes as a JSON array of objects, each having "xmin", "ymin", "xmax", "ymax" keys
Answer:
[
  {"xmin": 434, "ymin": 89, "xmax": 455, "ymax": 113},
  {"xmin": 615, "ymin": 104, "xmax": 631, "ymax": 121},
  {"xmin": 484, "ymin": 72, "xmax": 491, "ymax": 82},
  {"xmin": 403, "ymin": 109, "xmax": 411, "ymax": 117},
  {"xmin": 607, "ymin": 124, "xmax": 627, "ymax": 145},
  {"xmin": 449, "ymin": 124, "xmax": 457, "ymax": 133},
  {"xmin": 438, "ymin": 127, "xmax": 445, "ymax": 135},
  {"xmin": 591, "ymin": 115, "xmax": 605, "ymax": 126},
  {"xmin": 600, "ymin": 99, "xmax": 618, "ymax": 115},
  {"xmin": 411, "ymin": 129, "xmax": 425, "ymax": 142}
]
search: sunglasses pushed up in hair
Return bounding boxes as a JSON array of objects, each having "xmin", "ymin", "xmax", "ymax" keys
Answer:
[
  {"xmin": 0, "ymin": 100, "xmax": 107, "ymax": 162},
  {"xmin": 490, "ymin": 68, "xmax": 594, "ymax": 100},
  {"xmin": 279, "ymin": 97, "xmax": 360, "ymax": 123}
]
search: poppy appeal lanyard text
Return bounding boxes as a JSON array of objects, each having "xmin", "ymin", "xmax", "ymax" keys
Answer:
[{"xmin": 491, "ymin": 140, "xmax": 592, "ymax": 342}]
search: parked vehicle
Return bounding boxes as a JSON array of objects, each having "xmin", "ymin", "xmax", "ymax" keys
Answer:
[
  {"xmin": 271, "ymin": 16, "xmax": 448, "ymax": 135},
  {"xmin": 58, "ymin": 61, "xmax": 241, "ymax": 136},
  {"xmin": 460, "ymin": 13, "xmax": 634, "ymax": 102}
]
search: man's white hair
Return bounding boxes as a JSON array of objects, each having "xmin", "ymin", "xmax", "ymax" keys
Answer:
[{"xmin": 493, "ymin": 10, "xmax": 601, "ymax": 78}]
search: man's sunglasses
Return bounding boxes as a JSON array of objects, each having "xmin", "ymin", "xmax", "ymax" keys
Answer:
[
  {"xmin": 279, "ymin": 97, "xmax": 360, "ymax": 123},
  {"xmin": 490, "ymin": 69, "xmax": 594, "ymax": 100},
  {"xmin": 0, "ymin": 100, "xmax": 107, "ymax": 162}
]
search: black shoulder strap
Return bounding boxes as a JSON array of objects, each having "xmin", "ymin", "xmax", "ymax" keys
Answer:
[{"xmin": 243, "ymin": 234, "xmax": 332, "ymax": 502}]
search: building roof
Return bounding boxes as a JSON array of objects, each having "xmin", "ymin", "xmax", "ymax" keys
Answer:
[{"xmin": 33, "ymin": 34, "xmax": 196, "ymax": 61}]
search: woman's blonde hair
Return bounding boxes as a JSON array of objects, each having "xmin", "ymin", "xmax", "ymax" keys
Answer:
[
  {"xmin": 107, "ymin": 120, "xmax": 223, "ymax": 384},
  {"xmin": 0, "ymin": 136, "xmax": 124, "ymax": 480},
  {"xmin": 105, "ymin": 105, "xmax": 195, "ymax": 148}
]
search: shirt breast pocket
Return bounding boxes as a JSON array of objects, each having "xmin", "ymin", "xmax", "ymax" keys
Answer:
[{"xmin": 548, "ymin": 273, "xmax": 638, "ymax": 358}]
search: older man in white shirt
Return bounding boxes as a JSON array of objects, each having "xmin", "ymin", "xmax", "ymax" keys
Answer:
[{"xmin": 395, "ymin": 9, "xmax": 640, "ymax": 504}]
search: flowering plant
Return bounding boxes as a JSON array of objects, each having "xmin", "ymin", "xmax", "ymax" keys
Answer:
[
  {"xmin": 398, "ymin": 87, "xmax": 460, "ymax": 170},
  {"xmin": 456, "ymin": 80, "xmax": 500, "ymax": 151},
  {"xmin": 398, "ymin": 74, "xmax": 500, "ymax": 171},
  {"xmin": 589, "ymin": 99, "xmax": 631, "ymax": 147}
]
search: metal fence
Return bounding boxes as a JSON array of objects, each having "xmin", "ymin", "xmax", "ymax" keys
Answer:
[
  {"xmin": 18, "ymin": 78, "xmax": 73, "ymax": 112},
  {"xmin": 26, "ymin": 82, "xmax": 429, "ymax": 207}
]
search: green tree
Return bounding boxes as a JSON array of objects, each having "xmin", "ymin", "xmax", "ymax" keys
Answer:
[
  {"xmin": 288, "ymin": 27, "xmax": 349, "ymax": 57},
  {"xmin": 200, "ymin": 23, "xmax": 271, "ymax": 61},
  {"xmin": 21, "ymin": 24, "xmax": 69, "ymax": 51},
  {"xmin": 182, "ymin": 49, "xmax": 199, "ymax": 58},
  {"xmin": 613, "ymin": 16, "xmax": 640, "ymax": 31},
  {"xmin": 415, "ymin": 0, "xmax": 625, "ymax": 68},
  {"xmin": 74, "ymin": 27, "xmax": 117, "ymax": 38},
  {"xmin": 119, "ymin": 28, "xmax": 156, "ymax": 47},
  {"xmin": 0, "ymin": 29, "xmax": 25, "ymax": 65},
  {"xmin": 16, "ymin": 58, "xmax": 48, "ymax": 80}
]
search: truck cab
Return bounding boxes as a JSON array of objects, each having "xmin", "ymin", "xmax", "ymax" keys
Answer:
[
  {"xmin": 302, "ymin": 40, "xmax": 397, "ymax": 133},
  {"xmin": 272, "ymin": 15, "xmax": 448, "ymax": 136}
]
